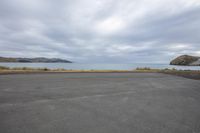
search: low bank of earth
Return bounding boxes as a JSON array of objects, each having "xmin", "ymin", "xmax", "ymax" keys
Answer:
[{"xmin": 0, "ymin": 66, "xmax": 200, "ymax": 80}]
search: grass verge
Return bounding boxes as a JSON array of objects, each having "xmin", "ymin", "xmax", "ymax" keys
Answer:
[{"xmin": 0, "ymin": 66, "xmax": 200, "ymax": 80}]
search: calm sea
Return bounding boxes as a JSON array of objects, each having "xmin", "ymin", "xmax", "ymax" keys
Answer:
[{"xmin": 0, "ymin": 63, "xmax": 200, "ymax": 70}]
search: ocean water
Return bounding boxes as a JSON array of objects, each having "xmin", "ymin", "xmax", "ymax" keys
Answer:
[{"xmin": 0, "ymin": 63, "xmax": 200, "ymax": 70}]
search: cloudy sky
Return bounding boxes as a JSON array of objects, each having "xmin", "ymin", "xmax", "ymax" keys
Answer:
[{"xmin": 0, "ymin": 0, "xmax": 200, "ymax": 63}]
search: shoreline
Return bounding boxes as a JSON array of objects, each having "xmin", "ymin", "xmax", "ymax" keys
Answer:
[{"xmin": 0, "ymin": 66, "xmax": 200, "ymax": 80}]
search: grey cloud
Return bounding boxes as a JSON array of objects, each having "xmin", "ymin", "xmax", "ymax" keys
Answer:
[{"xmin": 0, "ymin": 0, "xmax": 200, "ymax": 63}]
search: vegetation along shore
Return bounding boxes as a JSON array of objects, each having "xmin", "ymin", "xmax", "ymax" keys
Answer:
[{"xmin": 0, "ymin": 66, "xmax": 199, "ymax": 80}]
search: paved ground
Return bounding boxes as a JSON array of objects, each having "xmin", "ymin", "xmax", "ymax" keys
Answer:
[{"xmin": 0, "ymin": 73, "xmax": 200, "ymax": 133}]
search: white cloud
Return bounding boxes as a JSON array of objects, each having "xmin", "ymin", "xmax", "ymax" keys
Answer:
[
  {"xmin": 167, "ymin": 44, "xmax": 192, "ymax": 50},
  {"xmin": 105, "ymin": 43, "xmax": 153, "ymax": 57},
  {"xmin": 193, "ymin": 51, "xmax": 200, "ymax": 56},
  {"xmin": 95, "ymin": 16, "xmax": 126, "ymax": 35}
]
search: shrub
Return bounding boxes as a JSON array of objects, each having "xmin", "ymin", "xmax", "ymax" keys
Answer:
[
  {"xmin": 172, "ymin": 67, "xmax": 177, "ymax": 71},
  {"xmin": 22, "ymin": 67, "xmax": 28, "ymax": 70},
  {"xmin": 43, "ymin": 68, "xmax": 49, "ymax": 71},
  {"xmin": 0, "ymin": 66, "xmax": 9, "ymax": 70},
  {"xmin": 136, "ymin": 67, "xmax": 151, "ymax": 70}
]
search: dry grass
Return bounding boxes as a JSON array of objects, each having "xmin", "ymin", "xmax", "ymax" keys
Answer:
[
  {"xmin": 0, "ymin": 66, "xmax": 200, "ymax": 80},
  {"xmin": 0, "ymin": 66, "xmax": 164, "ymax": 73},
  {"xmin": 0, "ymin": 66, "xmax": 133, "ymax": 73}
]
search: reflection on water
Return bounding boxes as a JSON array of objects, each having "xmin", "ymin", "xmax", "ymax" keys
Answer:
[{"xmin": 0, "ymin": 63, "xmax": 199, "ymax": 70}]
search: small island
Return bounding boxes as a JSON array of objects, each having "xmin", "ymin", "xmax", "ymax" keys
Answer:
[
  {"xmin": 170, "ymin": 55, "xmax": 200, "ymax": 66},
  {"xmin": 0, "ymin": 57, "xmax": 72, "ymax": 63}
]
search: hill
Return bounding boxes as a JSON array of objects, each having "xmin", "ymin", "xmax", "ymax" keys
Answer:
[
  {"xmin": 170, "ymin": 55, "xmax": 200, "ymax": 66},
  {"xmin": 0, "ymin": 57, "xmax": 72, "ymax": 63}
]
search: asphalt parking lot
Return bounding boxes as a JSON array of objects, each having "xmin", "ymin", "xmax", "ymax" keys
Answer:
[{"xmin": 0, "ymin": 73, "xmax": 200, "ymax": 133}]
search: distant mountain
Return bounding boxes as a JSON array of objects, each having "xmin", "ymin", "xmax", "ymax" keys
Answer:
[
  {"xmin": 0, "ymin": 57, "xmax": 72, "ymax": 63},
  {"xmin": 170, "ymin": 55, "xmax": 200, "ymax": 66}
]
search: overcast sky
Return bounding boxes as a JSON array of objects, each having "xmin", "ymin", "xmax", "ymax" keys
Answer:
[{"xmin": 0, "ymin": 0, "xmax": 200, "ymax": 63}]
